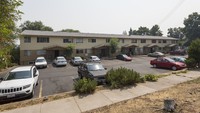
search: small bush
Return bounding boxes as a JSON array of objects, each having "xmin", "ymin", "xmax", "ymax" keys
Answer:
[
  {"xmin": 106, "ymin": 67, "xmax": 141, "ymax": 88},
  {"xmin": 144, "ymin": 74, "xmax": 158, "ymax": 82},
  {"xmin": 74, "ymin": 78, "xmax": 97, "ymax": 94},
  {"xmin": 139, "ymin": 76, "xmax": 146, "ymax": 83},
  {"xmin": 185, "ymin": 58, "xmax": 197, "ymax": 69}
]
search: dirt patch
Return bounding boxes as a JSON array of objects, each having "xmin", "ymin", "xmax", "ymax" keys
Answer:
[{"xmin": 85, "ymin": 77, "xmax": 200, "ymax": 113}]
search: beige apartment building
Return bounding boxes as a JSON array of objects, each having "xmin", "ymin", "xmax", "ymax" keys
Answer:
[{"xmin": 20, "ymin": 30, "xmax": 178, "ymax": 65}]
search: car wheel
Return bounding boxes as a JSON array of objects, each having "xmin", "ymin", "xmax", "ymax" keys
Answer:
[
  {"xmin": 153, "ymin": 64, "xmax": 157, "ymax": 68},
  {"xmin": 172, "ymin": 66, "xmax": 177, "ymax": 71}
]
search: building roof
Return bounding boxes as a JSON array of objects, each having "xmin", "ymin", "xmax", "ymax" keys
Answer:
[{"xmin": 21, "ymin": 30, "xmax": 178, "ymax": 40}]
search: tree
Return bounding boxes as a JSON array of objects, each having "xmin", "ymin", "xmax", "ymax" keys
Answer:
[
  {"xmin": 66, "ymin": 44, "xmax": 75, "ymax": 58},
  {"xmin": 183, "ymin": 12, "xmax": 200, "ymax": 46},
  {"xmin": 129, "ymin": 28, "xmax": 133, "ymax": 36},
  {"xmin": 122, "ymin": 31, "xmax": 127, "ymax": 35},
  {"xmin": 186, "ymin": 39, "xmax": 200, "ymax": 68},
  {"xmin": 167, "ymin": 27, "xmax": 184, "ymax": 39},
  {"xmin": 132, "ymin": 30, "xmax": 138, "ymax": 35},
  {"xmin": 137, "ymin": 26, "xmax": 150, "ymax": 35},
  {"xmin": 0, "ymin": 0, "xmax": 23, "ymax": 68},
  {"xmin": 109, "ymin": 38, "xmax": 119, "ymax": 55},
  {"xmin": 150, "ymin": 25, "xmax": 163, "ymax": 36},
  {"xmin": 20, "ymin": 20, "xmax": 53, "ymax": 31},
  {"xmin": 61, "ymin": 29, "xmax": 80, "ymax": 32}
]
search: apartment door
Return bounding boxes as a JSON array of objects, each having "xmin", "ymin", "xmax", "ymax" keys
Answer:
[{"xmin": 54, "ymin": 50, "xmax": 59, "ymax": 58}]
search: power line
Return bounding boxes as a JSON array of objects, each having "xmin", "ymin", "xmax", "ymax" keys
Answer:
[{"xmin": 159, "ymin": 0, "xmax": 186, "ymax": 25}]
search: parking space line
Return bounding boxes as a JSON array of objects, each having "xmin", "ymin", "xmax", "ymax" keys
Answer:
[{"xmin": 39, "ymin": 80, "xmax": 43, "ymax": 98}]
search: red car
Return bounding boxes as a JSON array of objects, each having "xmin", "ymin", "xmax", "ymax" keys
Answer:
[{"xmin": 150, "ymin": 57, "xmax": 186, "ymax": 70}]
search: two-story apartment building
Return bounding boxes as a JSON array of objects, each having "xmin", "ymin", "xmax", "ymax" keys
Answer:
[{"xmin": 20, "ymin": 30, "xmax": 178, "ymax": 65}]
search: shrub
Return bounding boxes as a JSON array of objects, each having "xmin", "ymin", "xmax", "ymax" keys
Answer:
[
  {"xmin": 74, "ymin": 78, "xmax": 97, "ymax": 94},
  {"xmin": 139, "ymin": 76, "xmax": 146, "ymax": 83},
  {"xmin": 144, "ymin": 74, "xmax": 158, "ymax": 82},
  {"xmin": 105, "ymin": 67, "xmax": 141, "ymax": 88},
  {"xmin": 185, "ymin": 58, "xmax": 197, "ymax": 69},
  {"xmin": 187, "ymin": 39, "xmax": 200, "ymax": 68}
]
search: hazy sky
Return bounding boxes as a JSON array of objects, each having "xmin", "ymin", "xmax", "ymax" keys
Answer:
[{"xmin": 18, "ymin": 0, "xmax": 200, "ymax": 36}]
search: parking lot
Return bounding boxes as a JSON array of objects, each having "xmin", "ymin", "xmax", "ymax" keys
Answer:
[{"xmin": 33, "ymin": 55, "xmax": 172, "ymax": 98}]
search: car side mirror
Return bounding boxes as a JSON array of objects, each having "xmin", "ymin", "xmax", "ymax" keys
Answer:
[{"xmin": 34, "ymin": 71, "xmax": 39, "ymax": 77}]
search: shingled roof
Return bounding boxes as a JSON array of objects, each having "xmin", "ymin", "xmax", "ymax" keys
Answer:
[{"xmin": 21, "ymin": 30, "xmax": 178, "ymax": 40}]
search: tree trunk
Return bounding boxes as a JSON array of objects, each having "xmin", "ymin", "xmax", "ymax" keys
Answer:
[{"xmin": 164, "ymin": 99, "xmax": 176, "ymax": 112}]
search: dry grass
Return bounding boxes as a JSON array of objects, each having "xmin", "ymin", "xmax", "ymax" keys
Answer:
[{"xmin": 84, "ymin": 77, "xmax": 200, "ymax": 113}]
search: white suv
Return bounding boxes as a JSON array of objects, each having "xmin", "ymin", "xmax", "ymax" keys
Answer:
[
  {"xmin": 0, "ymin": 66, "xmax": 39, "ymax": 101},
  {"xmin": 35, "ymin": 57, "xmax": 47, "ymax": 68}
]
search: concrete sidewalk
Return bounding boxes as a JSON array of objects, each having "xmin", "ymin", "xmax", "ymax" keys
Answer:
[{"xmin": 2, "ymin": 70, "xmax": 200, "ymax": 113}]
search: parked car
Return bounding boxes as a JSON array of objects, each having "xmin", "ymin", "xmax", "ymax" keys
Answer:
[
  {"xmin": 116, "ymin": 54, "xmax": 132, "ymax": 61},
  {"xmin": 148, "ymin": 52, "xmax": 165, "ymax": 57},
  {"xmin": 88, "ymin": 56, "xmax": 101, "ymax": 62},
  {"xmin": 53, "ymin": 56, "xmax": 67, "ymax": 66},
  {"xmin": 71, "ymin": 56, "xmax": 83, "ymax": 66},
  {"xmin": 0, "ymin": 66, "xmax": 39, "ymax": 101},
  {"xmin": 170, "ymin": 49, "xmax": 186, "ymax": 55},
  {"xmin": 170, "ymin": 56, "xmax": 186, "ymax": 63},
  {"xmin": 78, "ymin": 62, "xmax": 107, "ymax": 83},
  {"xmin": 150, "ymin": 57, "xmax": 186, "ymax": 70},
  {"xmin": 35, "ymin": 57, "xmax": 47, "ymax": 68}
]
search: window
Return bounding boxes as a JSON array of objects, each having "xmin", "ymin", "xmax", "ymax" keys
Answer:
[
  {"xmin": 88, "ymin": 39, "xmax": 96, "ymax": 43},
  {"xmin": 24, "ymin": 36, "xmax": 31, "ymax": 43},
  {"xmin": 120, "ymin": 39, "xmax": 125, "ymax": 43},
  {"xmin": 24, "ymin": 50, "xmax": 31, "ymax": 56},
  {"xmin": 76, "ymin": 49, "xmax": 84, "ymax": 54},
  {"xmin": 106, "ymin": 39, "xmax": 110, "ymax": 43},
  {"xmin": 36, "ymin": 50, "xmax": 46, "ymax": 55},
  {"xmin": 141, "ymin": 39, "xmax": 146, "ymax": 43},
  {"xmin": 131, "ymin": 39, "xmax": 137, "ymax": 43},
  {"xmin": 163, "ymin": 40, "xmax": 167, "ymax": 43},
  {"xmin": 152, "ymin": 40, "xmax": 156, "ymax": 43},
  {"xmin": 63, "ymin": 38, "xmax": 73, "ymax": 43},
  {"xmin": 37, "ymin": 37, "xmax": 49, "ymax": 43},
  {"xmin": 171, "ymin": 40, "xmax": 176, "ymax": 44},
  {"xmin": 76, "ymin": 38, "xmax": 83, "ymax": 43},
  {"xmin": 158, "ymin": 40, "xmax": 161, "ymax": 43}
]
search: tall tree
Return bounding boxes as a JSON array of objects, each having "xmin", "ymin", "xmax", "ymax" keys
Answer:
[
  {"xmin": 167, "ymin": 27, "xmax": 184, "ymax": 39},
  {"xmin": 132, "ymin": 30, "xmax": 138, "ymax": 35},
  {"xmin": 183, "ymin": 12, "xmax": 200, "ymax": 46},
  {"xmin": 122, "ymin": 30, "xmax": 127, "ymax": 35},
  {"xmin": 20, "ymin": 20, "xmax": 53, "ymax": 31},
  {"xmin": 0, "ymin": 0, "xmax": 23, "ymax": 68},
  {"xmin": 128, "ymin": 28, "xmax": 133, "ymax": 36},
  {"xmin": 150, "ymin": 25, "xmax": 163, "ymax": 36},
  {"xmin": 137, "ymin": 26, "xmax": 150, "ymax": 35},
  {"xmin": 61, "ymin": 29, "xmax": 80, "ymax": 32}
]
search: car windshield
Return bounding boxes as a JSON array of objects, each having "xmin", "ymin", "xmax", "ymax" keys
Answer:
[
  {"xmin": 36, "ymin": 59, "xmax": 45, "ymax": 62},
  {"xmin": 57, "ymin": 57, "xmax": 65, "ymax": 61},
  {"xmin": 75, "ymin": 57, "xmax": 82, "ymax": 61},
  {"xmin": 165, "ymin": 58, "xmax": 175, "ymax": 62},
  {"xmin": 122, "ymin": 54, "xmax": 128, "ymax": 58},
  {"xmin": 5, "ymin": 71, "xmax": 32, "ymax": 80},
  {"xmin": 87, "ymin": 64, "xmax": 104, "ymax": 71},
  {"xmin": 91, "ymin": 56, "xmax": 99, "ymax": 60}
]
